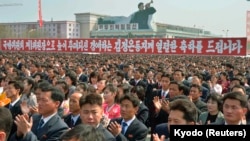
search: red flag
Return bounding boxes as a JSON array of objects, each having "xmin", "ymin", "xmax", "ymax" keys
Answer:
[{"xmin": 38, "ymin": 0, "xmax": 43, "ymax": 27}]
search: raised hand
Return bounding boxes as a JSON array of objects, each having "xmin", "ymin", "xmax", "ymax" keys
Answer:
[
  {"xmin": 14, "ymin": 114, "xmax": 33, "ymax": 137},
  {"xmin": 108, "ymin": 121, "xmax": 122, "ymax": 137},
  {"xmin": 21, "ymin": 101, "xmax": 30, "ymax": 114}
]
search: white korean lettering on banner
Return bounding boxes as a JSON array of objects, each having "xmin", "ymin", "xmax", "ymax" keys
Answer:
[
  {"xmin": 223, "ymin": 39, "xmax": 243, "ymax": 54},
  {"xmin": 114, "ymin": 39, "xmax": 121, "ymax": 52},
  {"xmin": 232, "ymin": 40, "xmax": 243, "ymax": 54},
  {"xmin": 57, "ymin": 40, "xmax": 67, "ymax": 51},
  {"xmin": 76, "ymin": 40, "xmax": 84, "ymax": 51},
  {"xmin": 156, "ymin": 40, "xmax": 163, "ymax": 53},
  {"xmin": 4, "ymin": 40, "xmax": 24, "ymax": 51},
  {"xmin": 46, "ymin": 40, "xmax": 55, "ymax": 50},
  {"xmin": 25, "ymin": 40, "xmax": 33, "ymax": 50},
  {"xmin": 188, "ymin": 40, "xmax": 196, "ymax": 53},
  {"xmin": 126, "ymin": 39, "xmax": 136, "ymax": 52},
  {"xmin": 141, "ymin": 40, "xmax": 154, "ymax": 53},
  {"xmin": 187, "ymin": 40, "xmax": 203, "ymax": 53},
  {"xmin": 165, "ymin": 40, "xmax": 177, "ymax": 53},
  {"xmin": 206, "ymin": 40, "xmax": 215, "ymax": 53},
  {"xmin": 33, "ymin": 40, "xmax": 46, "ymax": 51},
  {"xmin": 180, "ymin": 40, "xmax": 187, "ymax": 53},
  {"xmin": 122, "ymin": 39, "xmax": 129, "ymax": 52},
  {"xmin": 101, "ymin": 40, "xmax": 112, "ymax": 52},
  {"xmin": 68, "ymin": 40, "xmax": 86, "ymax": 51},
  {"xmin": 3, "ymin": 40, "xmax": 11, "ymax": 50},
  {"xmin": 163, "ymin": 40, "xmax": 170, "ymax": 53},
  {"xmin": 196, "ymin": 40, "xmax": 203, "ymax": 53},
  {"xmin": 148, "ymin": 40, "xmax": 154, "ymax": 53},
  {"xmin": 215, "ymin": 40, "xmax": 223, "ymax": 54},
  {"xmin": 6, "ymin": 40, "xmax": 24, "ymax": 50},
  {"xmin": 32, "ymin": 40, "xmax": 39, "ymax": 50},
  {"xmin": 135, "ymin": 40, "xmax": 141, "ymax": 52},
  {"xmin": 90, "ymin": 40, "xmax": 101, "ymax": 52}
]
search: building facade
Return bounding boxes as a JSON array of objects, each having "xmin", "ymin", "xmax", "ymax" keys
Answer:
[
  {"xmin": 75, "ymin": 12, "xmax": 222, "ymax": 39},
  {"xmin": 0, "ymin": 21, "xmax": 80, "ymax": 38},
  {"xmin": 1, "ymin": 12, "xmax": 221, "ymax": 39}
]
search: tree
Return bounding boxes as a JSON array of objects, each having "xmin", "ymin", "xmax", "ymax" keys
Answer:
[
  {"xmin": 20, "ymin": 28, "xmax": 49, "ymax": 38},
  {"xmin": 0, "ymin": 25, "xmax": 14, "ymax": 38}
]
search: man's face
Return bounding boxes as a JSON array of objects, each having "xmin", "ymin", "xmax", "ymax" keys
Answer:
[
  {"xmin": 223, "ymin": 99, "xmax": 247, "ymax": 124},
  {"xmin": 168, "ymin": 110, "xmax": 193, "ymax": 131},
  {"xmin": 6, "ymin": 83, "xmax": 20, "ymax": 99},
  {"xmin": 120, "ymin": 99, "xmax": 138, "ymax": 121},
  {"xmin": 189, "ymin": 87, "xmax": 201, "ymax": 101},
  {"xmin": 69, "ymin": 93, "xmax": 82, "ymax": 114},
  {"xmin": 80, "ymin": 104, "xmax": 103, "ymax": 127},
  {"xmin": 160, "ymin": 77, "xmax": 170, "ymax": 90},
  {"xmin": 38, "ymin": 91, "xmax": 59, "ymax": 117},
  {"xmin": 169, "ymin": 84, "xmax": 181, "ymax": 98},
  {"xmin": 173, "ymin": 71, "xmax": 183, "ymax": 82},
  {"xmin": 139, "ymin": 3, "xmax": 144, "ymax": 10}
]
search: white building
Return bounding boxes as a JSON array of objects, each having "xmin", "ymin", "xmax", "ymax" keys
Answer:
[{"xmin": 1, "ymin": 21, "xmax": 80, "ymax": 38}]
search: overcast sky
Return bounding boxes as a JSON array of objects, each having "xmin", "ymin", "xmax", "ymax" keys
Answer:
[{"xmin": 0, "ymin": 0, "xmax": 249, "ymax": 37}]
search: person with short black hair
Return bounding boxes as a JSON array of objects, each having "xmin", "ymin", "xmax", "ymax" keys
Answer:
[
  {"xmin": 79, "ymin": 94, "xmax": 115, "ymax": 141},
  {"xmin": 212, "ymin": 91, "xmax": 247, "ymax": 125},
  {"xmin": 153, "ymin": 98, "xmax": 198, "ymax": 141},
  {"xmin": 0, "ymin": 107, "xmax": 13, "ymax": 141},
  {"xmin": 108, "ymin": 94, "xmax": 148, "ymax": 141},
  {"xmin": 10, "ymin": 86, "xmax": 69, "ymax": 141},
  {"xmin": 5, "ymin": 80, "xmax": 23, "ymax": 141},
  {"xmin": 60, "ymin": 124, "xmax": 105, "ymax": 141}
]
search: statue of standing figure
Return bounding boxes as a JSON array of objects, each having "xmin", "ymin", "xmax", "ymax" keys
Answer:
[{"xmin": 130, "ymin": 0, "xmax": 156, "ymax": 29}]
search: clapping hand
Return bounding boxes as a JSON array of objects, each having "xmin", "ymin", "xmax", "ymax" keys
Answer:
[
  {"xmin": 21, "ymin": 101, "xmax": 30, "ymax": 114},
  {"xmin": 14, "ymin": 114, "xmax": 33, "ymax": 137}
]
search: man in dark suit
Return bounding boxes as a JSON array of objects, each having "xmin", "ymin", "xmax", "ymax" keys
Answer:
[
  {"xmin": 129, "ymin": 68, "xmax": 147, "ymax": 90},
  {"xmin": 5, "ymin": 80, "xmax": 23, "ymax": 141},
  {"xmin": 10, "ymin": 85, "xmax": 69, "ymax": 141},
  {"xmin": 0, "ymin": 107, "xmax": 13, "ymax": 141},
  {"xmin": 79, "ymin": 94, "xmax": 115, "ymax": 141},
  {"xmin": 148, "ymin": 73, "xmax": 171, "ymax": 139},
  {"xmin": 76, "ymin": 65, "xmax": 88, "ymax": 83},
  {"xmin": 64, "ymin": 92, "xmax": 82, "ymax": 128},
  {"xmin": 108, "ymin": 94, "xmax": 148, "ymax": 141},
  {"xmin": 152, "ymin": 99, "xmax": 198, "ymax": 141},
  {"xmin": 211, "ymin": 91, "xmax": 248, "ymax": 125}
]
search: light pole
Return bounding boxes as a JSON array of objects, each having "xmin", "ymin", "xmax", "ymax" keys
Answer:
[{"xmin": 222, "ymin": 29, "xmax": 229, "ymax": 37}]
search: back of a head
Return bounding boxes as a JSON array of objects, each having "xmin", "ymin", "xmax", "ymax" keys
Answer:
[
  {"xmin": 170, "ymin": 99, "xmax": 198, "ymax": 123},
  {"xmin": 60, "ymin": 124, "xmax": 105, "ymax": 141},
  {"xmin": 78, "ymin": 124, "xmax": 105, "ymax": 141},
  {"xmin": 0, "ymin": 107, "xmax": 13, "ymax": 140}
]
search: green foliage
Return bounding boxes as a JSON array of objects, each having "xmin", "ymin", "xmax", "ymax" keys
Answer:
[{"xmin": 0, "ymin": 25, "xmax": 14, "ymax": 38}]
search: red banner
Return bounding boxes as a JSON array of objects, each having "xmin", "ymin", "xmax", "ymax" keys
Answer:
[{"xmin": 0, "ymin": 38, "xmax": 247, "ymax": 56}]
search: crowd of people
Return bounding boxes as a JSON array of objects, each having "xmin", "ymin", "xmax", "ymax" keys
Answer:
[{"xmin": 0, "ymin": 52, "xmax": 250, "ymax": 141}]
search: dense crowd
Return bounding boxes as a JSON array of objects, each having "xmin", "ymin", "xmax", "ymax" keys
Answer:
[{"xmin": 0, "ymin": 52, "xmax": 250, "ymax": 141}]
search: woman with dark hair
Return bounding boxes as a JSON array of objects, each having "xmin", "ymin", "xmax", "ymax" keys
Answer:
[
  {"xmin": 102, "ymin": 83, "xmax": 120, "ymax": 120},
  {"xmin": 55, "ymin": 80, "xmax": 70, "ymax": 116},
  {"xmin": 20, "ymin": 77, "xmax": 37, "ymax": 114},
  {"xmin": 198, "ymin": 93, "xmax": 224, "ymax": 125},
  {"xmin": 88, "ymin": 71, "xmax": 99, "ymax": 89},
  {"xmin": 130, "ymin": 85, "xmax": 149, "ymax": 125},
  {"xmin": 65, "ymin": 72, "xmax": 77, "ymax": 96},
  {"xmin": 218, "ymin": 72, "xmax": 230, "ymax": 94}
]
